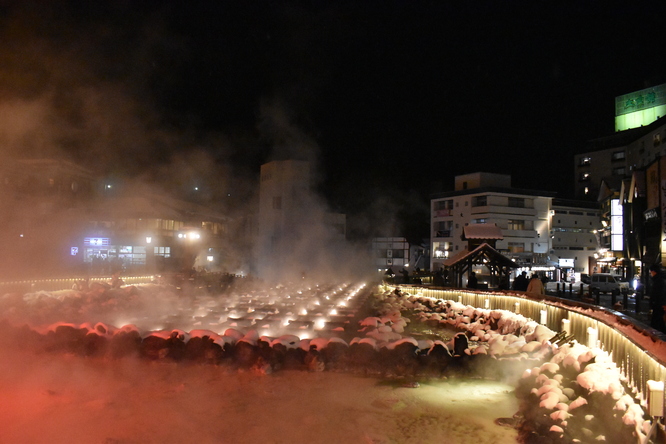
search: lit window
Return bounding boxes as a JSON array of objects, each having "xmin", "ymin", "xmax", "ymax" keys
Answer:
[
  {"xmin": 508, "ymin": 242, "xmax": 525, "ymax": 253},
  {"xmin": 507, "ymin": 220, "xmax": 525, "ymax": 230}
]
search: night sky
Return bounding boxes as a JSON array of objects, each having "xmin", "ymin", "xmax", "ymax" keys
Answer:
[{"xmin": 0, "ymin": 1, "xmax": 665, "ymax": 241}]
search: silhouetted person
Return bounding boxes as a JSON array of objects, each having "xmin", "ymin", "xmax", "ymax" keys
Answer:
[
  {"xmin": 400, "ymin": 268, "xmax": 410, "ymax": 284},
  {"xmin": 512, "ymin": 271, "xmax": 529, "ymax": 291},
  {"xmin": 467, "ymin": 272, "xmax": 478, "ymax": 289},
  {"xmin": 433, "ymin": 269, "xmax": 445, "ymax": 287},
  {"xmin": 110, "ymin": 273, "xmax": 124, "ymax": 289},
  {"xmin": 649, "ymin": 263, "xmax": 666, "ymax": 332}
]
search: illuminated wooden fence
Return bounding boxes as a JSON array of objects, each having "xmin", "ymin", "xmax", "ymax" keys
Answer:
[
  {"xmin": 394, "ymin": 285, "xmax": 666, "ymax": 405},
  {"xmin": 0, "ymin": 276, "xmax": 156, "ymax": 294}
]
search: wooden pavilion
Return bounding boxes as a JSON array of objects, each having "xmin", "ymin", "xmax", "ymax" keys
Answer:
[{"xmin": 442, "ymin": 224, "xmax": 518, "ymax": 288}]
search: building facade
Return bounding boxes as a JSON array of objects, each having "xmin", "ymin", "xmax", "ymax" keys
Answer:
[
  {"xmin": 372, "ymin": 237, "xmax": 410, "ymax": 272},
  {"xmin": 0, "ymin": 158, "xmax": 232, "ymax": 278},
  {"xmin": 431, "ymin": 173, "xmax": 555, "ymax": 274},
  {"xmin": 431, "ymin": 173, "xmax": 601, "ymax": 282},
  {"xmin": 256, "ymin": 160, "xmax": 346, "ymax": 279},
  {"xmin": 575, "ymin": 84, "xmax": 666, "ymax": 201},
  {"xmin": 572, "ymin": 84, "xmax": 666, "ymax": 283},
  {"xmin": 79, "ymin": 194, "xmax": 230, "ymax": 275},
  {"xmin": 550, "ymin": 198, "xmax": 601, "ymax": 278}
]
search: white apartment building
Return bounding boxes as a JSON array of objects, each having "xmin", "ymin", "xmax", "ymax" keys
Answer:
[
  {"xmin": 431, "ymin": 172, "xmax": 555, "ymax": 273},
  {"xmin": 550, "ymin": 198, "xmax": 601, "ymax": 276}
]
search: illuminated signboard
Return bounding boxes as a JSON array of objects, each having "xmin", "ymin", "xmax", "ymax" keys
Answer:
[
  {"xmin": 645, "ymin": 208, "xmax": 659, "ymax": 221},
  {"xmin": 611, "ymin": 199, "xmax": 623, "ymax": 252},
  {"xmin": 615, "ymin": 83, "xmax": 666, "ymax": 131},
  {"xmin": 84, "ymin": 237, "xmax": 110, "ymax": 246},
  {"xmin": 559, "ymin": 258, "xmax": 574, "ymax": 267}
]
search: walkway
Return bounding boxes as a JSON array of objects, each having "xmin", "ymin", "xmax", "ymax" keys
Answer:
[{"xmin": 544, "ymin": 284, "xmax": 652, "ymax": 328}]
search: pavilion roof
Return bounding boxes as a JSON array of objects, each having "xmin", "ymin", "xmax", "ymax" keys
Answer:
[{"xmin": 442, "ymin": 242, "xmax": 517, "ymax": 269}]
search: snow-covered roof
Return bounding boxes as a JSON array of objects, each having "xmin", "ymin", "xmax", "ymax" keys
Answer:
[
  {"xmin": 462, "ymin": 223, "xmax": 503, "ymax": 240},
  {"xmin": 442, "ymin": 247, "xmax": 472, "ymax": 267}
]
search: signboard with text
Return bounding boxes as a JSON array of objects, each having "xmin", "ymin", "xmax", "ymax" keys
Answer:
[{"xmin": 559, "ymin": 258, "xmax": 574, "ymax": 268}]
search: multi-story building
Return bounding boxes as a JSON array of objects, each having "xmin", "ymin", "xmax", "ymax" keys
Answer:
[
  {"xmin": 550, "ymin": 198, "xmax": 601, "ymax": 278},
  {"xmin": 430, "ymin": 172, "xmax": 556, "ymax": 275},
  {"xmin": 79, "ymin": 193, "xmax": 230, "ymax": 275},
  {"xmin": 575, "ymin": 84, "xmax": 666, "ymax": 200},
  {"xmin": 256, "ymin": 160, "xmax": 346, "ymax": 279},
  {"xmin": 372, "ymin": 237, "xmax": 410, "ymax": 275},
  {"xmin": 0, "ymin": 158, "xmax": 233, "ymax": 278},
  {"xmin": 572, "ymin": 83, "xmax": 666, "ymax": 282},
  {"xmin": 0, "ymin": 158, "xmax": 98, "ymax": 278}
]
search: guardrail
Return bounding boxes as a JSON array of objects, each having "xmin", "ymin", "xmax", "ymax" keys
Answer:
[{"xmin": 390, "ymin": 284, "xmax": 666, "ymax": 407}]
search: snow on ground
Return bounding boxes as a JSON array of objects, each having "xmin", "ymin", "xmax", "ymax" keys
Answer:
[
  {"xmin": 1, "ymin": 280, "xmax": 659, "ymax": 443},
  {"xmin": 0, "ymin": 280, "xmax": 523, "ymax": 444},
  {"xmin": 0, "ymin": 346, "xmax": 518, "ymax": 444}
]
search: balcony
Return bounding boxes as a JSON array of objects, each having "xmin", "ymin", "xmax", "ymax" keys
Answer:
[
  {"xmin": 434, "ymin": 209, "xmax": 452, "ymax": 217},
  {"xmin": 470, "ymin": 205, "xmax": 536, "ymax": 217},
  {"xmin": 435, "ymin": 230, "xmax": 452, "ymax": 238},
  {"xmin": 503, "ymin": 229, "xmax": 538, "ymax": 238}
]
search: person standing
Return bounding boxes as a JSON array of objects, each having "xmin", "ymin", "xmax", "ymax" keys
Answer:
[
  {"xmin": 526, "ymin": 274, "xmax": 545, "ymax": 294},
  {"xmin": 400, "ymin": 268, "xmax": 410, "ymax": 284},
  {"xmin": 649, "ymin": 263, "xmax": 666, "ymax": 332},
  {"xmin": 512, "ymin": 271, "xmax": 529, "ymax": 291},
  {"xmin": 467, "ymin": 271, "xmax": 478, "ymax": 289}
]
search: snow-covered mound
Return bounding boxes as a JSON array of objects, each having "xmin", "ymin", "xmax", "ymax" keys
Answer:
[{"xmin": 0, "ymin": 281, "xmax": 656, "ymax": 443}]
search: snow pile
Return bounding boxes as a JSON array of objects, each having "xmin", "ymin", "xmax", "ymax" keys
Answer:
[
  {"xmin": 371, "ymin": 287, "xmax": 553, "ymax": 360},
  {"xmin": 357, "ymin": 309, "xmax": 408, "ymax": 344},
  {"xmin": 0, "ymin": 282, "xmax": 657, "ymax": 443},
  {"xmin": 518, "ymin": 344, "xmax": 649, "ymax": 443},
  {"xmin": 375, "ymin": 286, "xmax": 652, "ymax": 443}
]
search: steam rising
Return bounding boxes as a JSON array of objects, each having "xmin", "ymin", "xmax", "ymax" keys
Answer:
[{"xmin": 0, "ymin": 2, "xmax": 386, "ymax": 282}]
